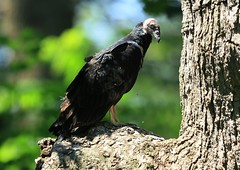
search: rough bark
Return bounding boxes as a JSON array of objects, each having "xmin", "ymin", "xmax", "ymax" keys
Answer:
[
  {"xmin": 35, "ymin": 123, "xmax": 167, "ymax": 169},
  {"xmin": 35, "ymin": 0, "xmax": 240, "ymax": 169},
  {"xmin": 179, "ymin": 0, "xmax": 240, "ymax": 168}
]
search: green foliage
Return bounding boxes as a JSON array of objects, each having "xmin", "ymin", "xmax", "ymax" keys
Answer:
[
  {"xmin": 142, "ymin": 0, "xmax": 168, "ymax": 15},
  {"xmin": 0, "ymin": 134, "xmax": 38, "ymax": 164},
  {"xmin": 0, "ymin": 27, "xmax": 91, "ymax": 169},
  {"xmin": 0, "ymin": 87, "xmax": 11, "ymax": 113},
  {"xmin": 39, "ymin": 28, "xmax": 90, "ymax": 84}
]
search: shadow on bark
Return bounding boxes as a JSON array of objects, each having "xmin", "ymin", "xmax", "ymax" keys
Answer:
[{"xmin": 35, "ymin": 122, "xmax": 165, "ymax": 169}]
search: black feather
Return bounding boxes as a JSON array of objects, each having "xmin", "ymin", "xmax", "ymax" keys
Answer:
[{"xmin": 49, "ymin": 19, "xmax": 157, "ymax": 137}]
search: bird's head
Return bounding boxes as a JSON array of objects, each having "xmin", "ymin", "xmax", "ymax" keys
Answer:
[{"xmin": 143, "ymin": 18, "xmax": 161, "ymax": 43}]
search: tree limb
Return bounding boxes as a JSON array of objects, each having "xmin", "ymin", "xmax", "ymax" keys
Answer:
[{"xmin": 35, "ymin": 122, "xmax": 171, "ymax": 169}]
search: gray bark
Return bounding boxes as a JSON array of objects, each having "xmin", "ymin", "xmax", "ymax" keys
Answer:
[
  {"xmin": 179, "ymin": 0, "xmax": 240, "ymax": 168},
  {"xmin": 35, "ymin": 123, "xmax": 167, "ymax": 169},
  {"xmin": 35, "ymin": 0, "xmax": 240, "ymax": 169}
]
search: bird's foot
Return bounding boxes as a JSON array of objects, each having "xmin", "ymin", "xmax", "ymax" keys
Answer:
[{"xmin": 109, "ymin": 105, "xmax": 119, "ymax": 125}]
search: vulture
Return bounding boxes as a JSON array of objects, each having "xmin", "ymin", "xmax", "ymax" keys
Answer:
[{"xmin": 49, "ymin": 18, "xmax": 161, "ymax": 137}]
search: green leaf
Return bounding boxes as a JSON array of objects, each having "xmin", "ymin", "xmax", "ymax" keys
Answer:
[{"xmin": 0, "ymin": 134, "xmax": 38, "ymax": 163}]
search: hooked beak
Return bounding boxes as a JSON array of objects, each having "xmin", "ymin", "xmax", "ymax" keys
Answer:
[{"xmin": 153, "ymin": 27, "xmax": 161, "ymax": 43}]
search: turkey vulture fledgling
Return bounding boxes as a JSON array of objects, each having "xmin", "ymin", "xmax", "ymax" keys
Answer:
[{"xmin": 49, "ymin": 18, "xmax": 161, "ymax": 137}]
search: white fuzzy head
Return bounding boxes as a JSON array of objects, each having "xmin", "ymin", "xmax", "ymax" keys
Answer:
[{"xmin": 143, "ymin": 18, "xmax": 160, "ymax": 42}]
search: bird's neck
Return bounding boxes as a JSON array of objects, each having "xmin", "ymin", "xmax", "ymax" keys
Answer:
[
  {"xmin": 132, "ymin": 31, "xmax": 152, "ymax": 55},
  {"xmin": 131, "ymin": 24, "xmax": 152, "ymax": 50}
]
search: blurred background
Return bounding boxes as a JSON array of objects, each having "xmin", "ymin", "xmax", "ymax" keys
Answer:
[{"xmin": 0, "ymin": 0, "xmax": 182, "ymax": 169}]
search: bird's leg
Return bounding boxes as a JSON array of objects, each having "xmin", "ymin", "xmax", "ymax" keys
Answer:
[{"xmin": 109, "ymin": 105, "xmax": 119, "ymax": 125}]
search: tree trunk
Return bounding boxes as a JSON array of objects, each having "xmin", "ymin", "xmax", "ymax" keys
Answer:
[
  {"xmin": 35, "ymin": 0, "xmax": 240, "ymax": 169},
  {"xmin": 179, "ymin": 0, "xmax": 240, "ymax": 168}
]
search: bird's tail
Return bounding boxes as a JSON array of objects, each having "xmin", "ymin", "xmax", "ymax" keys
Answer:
[{"xmin": 49, "ymin": 120, "xmax": 63, "ymax": 136}]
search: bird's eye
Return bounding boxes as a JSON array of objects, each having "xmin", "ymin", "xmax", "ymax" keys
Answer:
[{"xmin": 149, "ymin": 24, "xmax": 155, "ymax": 29}]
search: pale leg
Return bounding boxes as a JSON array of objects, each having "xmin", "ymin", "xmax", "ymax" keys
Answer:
[{"xmin": 109, "ymin": 105, "xmax": 119, "ymax": 125}]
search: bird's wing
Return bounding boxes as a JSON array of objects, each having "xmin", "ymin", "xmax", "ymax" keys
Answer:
[
  {"xmin": 49, "ymin": 40, "xmax": 143, "ymax": 136},
  {"xmin": 49, "ymin": 44, "xmax": 128, "ymax": 135},
  {"xmin": 66, "ymin": 40, "xmax": 131, "ymax": 104},
  {"xmin": 93, "ymin": 40, "xmax": 129, "ymax": 62},
  {"xmin": 49, "ymin": 64, "xmax": 96, "ymax": 135},
  {"xmin": 66, "ymin": 41, "xmax": 129, "ymax": 95}
]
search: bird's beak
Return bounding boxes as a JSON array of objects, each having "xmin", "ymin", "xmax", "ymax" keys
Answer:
[{"xmin": 153, "ymin": 27, "xmax": 161, "ymax": 43}]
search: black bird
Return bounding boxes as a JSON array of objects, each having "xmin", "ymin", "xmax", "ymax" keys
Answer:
[{"xmin": 49, "ymin": 18, "xmax": 161, "ymax": 137}]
